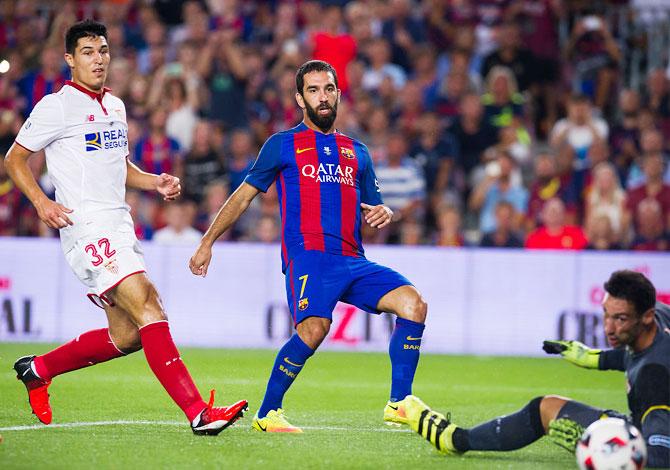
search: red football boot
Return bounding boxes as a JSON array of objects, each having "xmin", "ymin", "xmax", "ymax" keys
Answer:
[
  {"xmin": 191, "ymin": 390, "xmax": 248, "ymax": 436},
  {"xmin": 14, "ymin": 355, "xmax": 52, "ymax": 425}
]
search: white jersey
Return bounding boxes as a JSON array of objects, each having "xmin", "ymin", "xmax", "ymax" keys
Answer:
[{"xmin": 15, "ymin": 81, "xmax": 131, "ymax": 252}]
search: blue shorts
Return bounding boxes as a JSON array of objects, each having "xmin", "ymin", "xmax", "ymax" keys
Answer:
[{"xmin": 285, "ymin": 251, "xmax": 412, "ymax": 325}]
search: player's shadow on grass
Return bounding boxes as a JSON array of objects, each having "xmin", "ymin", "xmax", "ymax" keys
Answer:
[{"xmin": 435, "ymin": 450, "xmax": 572, "ymax": 469}]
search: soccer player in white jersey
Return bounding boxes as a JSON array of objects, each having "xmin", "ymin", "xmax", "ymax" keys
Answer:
[{"xmin": 4, "ymin": 20, "xmax": 247, "ymax": 435}]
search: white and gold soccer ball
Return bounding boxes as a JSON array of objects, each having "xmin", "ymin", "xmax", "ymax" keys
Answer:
[{"xmin": 576, "ymin": 418, "xmax": 647, "ymax": 470}]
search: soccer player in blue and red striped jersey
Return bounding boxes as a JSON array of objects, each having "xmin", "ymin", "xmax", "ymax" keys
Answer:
[{"xmin": 189, "ymin": 60, "xmax": 428, "ymax": 432}]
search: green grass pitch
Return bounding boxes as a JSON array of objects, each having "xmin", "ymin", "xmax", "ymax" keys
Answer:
[{"xmin": 0, "ymin": 343, "xmax": 626, "ymax": 469}]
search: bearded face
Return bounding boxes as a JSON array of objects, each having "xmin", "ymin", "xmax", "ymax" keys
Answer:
[{"xmin": 304, "ymin": 98, "xmax": 338, "ymax": 133}]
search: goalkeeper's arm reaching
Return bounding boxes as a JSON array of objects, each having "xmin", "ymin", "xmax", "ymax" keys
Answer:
[{"xmin": 542, "ymin": 340, "xmax": 626, "ymax": 371}]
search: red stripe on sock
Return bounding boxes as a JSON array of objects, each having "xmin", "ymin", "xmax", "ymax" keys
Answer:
[
  {"xmin": 139, "ymin": 321, "xmax": 206, "ymax": 421},
  {"xmin": 33, "ymin": 328, "xmax": 125, "ymax": 380}
]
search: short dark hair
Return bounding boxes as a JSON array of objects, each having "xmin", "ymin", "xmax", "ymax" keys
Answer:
[
  {"xmin": 65, "ymin": 20, "xmax": 107, "ymax": 55},
  {"xmin": 604, "ymin": 270, "xmax": 656, "ymax": 316},
  {"xmin": 295, "ymin": 60, "xmax": 338, "ymax": 96},
  {"xmin": 569, "ymin": 93, "xmax": 591, "ymax": 105}
]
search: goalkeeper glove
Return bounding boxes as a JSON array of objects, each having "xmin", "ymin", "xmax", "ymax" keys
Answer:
[
  {"xmin": 542, "ymin": 340, "xmax": 601, "ymax": 369},
  {"xmin": 547, "ymin": 418, "xmax": 584, "ymax": 453}
]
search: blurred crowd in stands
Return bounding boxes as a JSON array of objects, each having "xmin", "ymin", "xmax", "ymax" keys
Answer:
[{"xmin": 0, "ymin": 0, "xmax": 669, "ymax": 251}]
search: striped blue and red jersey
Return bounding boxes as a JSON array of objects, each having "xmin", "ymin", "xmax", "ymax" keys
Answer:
[{"xmin": 245, "ymin": 122, "xmax": 382, "ymax": 272}]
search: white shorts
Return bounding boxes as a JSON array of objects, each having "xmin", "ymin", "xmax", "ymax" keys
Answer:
[{"xmin": 65, "ymin": 228, "xmax": 146, "ymax": 308}]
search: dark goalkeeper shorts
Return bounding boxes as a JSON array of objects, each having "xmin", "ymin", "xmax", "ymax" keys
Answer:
[{"xmin": 284, "ymin": 251, "xmax": 412, "ymax": 325}]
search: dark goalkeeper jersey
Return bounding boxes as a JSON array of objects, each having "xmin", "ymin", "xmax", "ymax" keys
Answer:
[{"xmin": 599, "ymin": 302, "xmax": 670, "ymax": 426}]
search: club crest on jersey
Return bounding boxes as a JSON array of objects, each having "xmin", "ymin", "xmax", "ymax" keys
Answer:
[
  {"xmin": 298, "ymin": 298, "xmax": 309, "ymax": 311},
  {"xmin": 104, "ymin": 259, "xmax": 119, "ymax": 275},
  {"xmin": 341, "ymin": 147, "xmax": 355, "ymax": 159},
  {"xmin": 84, "ymin": 128, "xmax": 127, "ymax": 152}
]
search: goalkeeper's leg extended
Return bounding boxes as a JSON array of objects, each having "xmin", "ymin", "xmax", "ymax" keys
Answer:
[{"xmin": 406, "ymin": 394, "xmax": 619, "ymax": 455}]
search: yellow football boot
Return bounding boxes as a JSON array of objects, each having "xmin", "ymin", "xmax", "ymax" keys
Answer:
[
  {"xmin": 383, "ymin": 397, "xmax": 412, "ymax": 425},
  {"xmin": 251, "ymin": 409, "xmax": 303, "ymax": 433},
  {"xmin": 404, "ymin": 395, "xmax": 462, "ymax": 455}
]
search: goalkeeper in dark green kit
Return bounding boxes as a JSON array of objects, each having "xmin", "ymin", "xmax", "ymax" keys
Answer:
[{"xmin": 403, "ymin": 270, "xmax": 670, "ymax": 468}]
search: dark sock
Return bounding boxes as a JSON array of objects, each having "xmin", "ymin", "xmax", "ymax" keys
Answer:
[
  {"xmin": 388, "ymin": 317, "xmax": 425, "ymax": 402},
  {"xmin": 258, "ymin": 334, "xmax": 314, "ymax": 418},
  {"xmin": 455, "ymin": 397, "xmax": 545, "ymax": 452}
]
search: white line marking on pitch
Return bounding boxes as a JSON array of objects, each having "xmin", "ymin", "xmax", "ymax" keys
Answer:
[{"xmin": 0, "ymin": 421, "xmax": 411, "ymax": 433}]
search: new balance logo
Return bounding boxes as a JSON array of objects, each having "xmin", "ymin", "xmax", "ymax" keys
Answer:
[{"xmin": 296, "ymin": 147, "xmax": 314, "ymax": 154}]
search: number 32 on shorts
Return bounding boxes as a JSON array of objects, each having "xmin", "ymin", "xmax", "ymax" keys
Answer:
[{"xmin": 84, "ymin": 238, "xmax": 116, "ymax": 267}]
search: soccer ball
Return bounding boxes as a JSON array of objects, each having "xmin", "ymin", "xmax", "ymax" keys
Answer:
[{"xmin": 576, "ymin": 418, "xmax": 647, "ymax": 470}]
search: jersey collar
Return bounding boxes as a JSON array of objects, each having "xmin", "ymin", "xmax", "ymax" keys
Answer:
[
  {"xmin": 298, "ymin": 121, "xmax": 340, "ymax": 135},
  {"xmin": 65, "ymin": 80, "xmax": 111, "ymax": 101}
]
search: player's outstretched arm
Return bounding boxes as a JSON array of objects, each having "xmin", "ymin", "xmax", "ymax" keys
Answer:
[
  {"xmin": 5, "ymin": 142, "xmax": 73, "ymax": 229},
  {"xmin": 125, "ymin": 159, "xmax": 181, "ymax": 201},
  {"xmin": 361, "ymin": 203, "xmax": 393, "ymax": 229},
  {"xmin": 189, "ymin": 182, "xmax": 260, "ymax": 277},
  {"xmin": 542, "ymin": 340, "xmax": 601, "ymax": 369}
]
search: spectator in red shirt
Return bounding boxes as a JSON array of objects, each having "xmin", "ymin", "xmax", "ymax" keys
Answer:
[
  {"xmin": 630, "ymin": 198, "xmax": 670, "ymax": 251},
  {"xmin": 526, "ymin": 151, "xmax": 578, "ymax": 232},
  {"xmin": 623, "ymin": 153, "xmax": 670, "ymax": 238},
  {"xmin": 525, "ymin": 197, "xmax": 588, "ymax": 250},
  {"xmin": 310, "ymin": 5, "xmax": 357, "ymax": 94}
]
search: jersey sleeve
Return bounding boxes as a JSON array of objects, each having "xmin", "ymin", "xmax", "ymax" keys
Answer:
[
  {"xmin": 598, "ymin": 348, "xmax": 626, "ymax": 371},
  {"xmin": 655, "ymin": 302, "xmax": 670, "ymax": 332},
  {"xmin": 14, "ymin": 95, "xmax": 65, "ymax": 152},
  {"xmin": 244, "ymin": 133, "xmax": 282, "ymax": 192},
  {"xmin": 358, "ymin": 143, "xmax": 383, "ymax": 206},
  {"xmin": 641, "ymin": 409, "xmax": 670, "ymax": 468}
]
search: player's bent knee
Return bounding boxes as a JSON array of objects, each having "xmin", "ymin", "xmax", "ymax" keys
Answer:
[
  {"xmin": 403, "ymin": 295, "xmax": 427, "ymax": 323},
  {"xmin": 109, "ymin": 328, "xmax": 142, "ymax": 353},
  {"xmin": 297, "ymin": 317, "xmax": 330, "ymax": 349},
  {"xmin": 137, "ymin": 287, "xmax": 167, "ymax": 326}
]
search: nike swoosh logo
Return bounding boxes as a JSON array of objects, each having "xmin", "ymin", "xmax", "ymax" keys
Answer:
[
  {"xmin": 406, "ymin": 336, "xmax": 422, "ymax": 341},
  {"xmin": 388, "ymin": 404, "xmax": 398, "ymax": 411},
  {"xmin": 257, "ymin": 422, "xmax": 267, "ymax": 431},
  {"xmin": 296, "ymin": 147, "xmax": 314, "ymax": 154},
  {"xmin": 284, "ymin": 357, "xmax": 304, "ymax": 367}
]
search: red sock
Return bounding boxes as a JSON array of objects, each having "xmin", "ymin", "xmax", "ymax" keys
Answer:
[
  {"xmin": 33, "ymin": 328, "xmax": 125, "ymax": 381},
  {"xmin": 139, "ymin": 321, "xmax": 206, "ymax": 421}
]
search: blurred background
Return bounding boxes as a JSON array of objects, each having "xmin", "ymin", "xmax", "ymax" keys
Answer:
[{"xmin": 1, "ymin": 0, "xmax": 670, "ymax": 251}]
